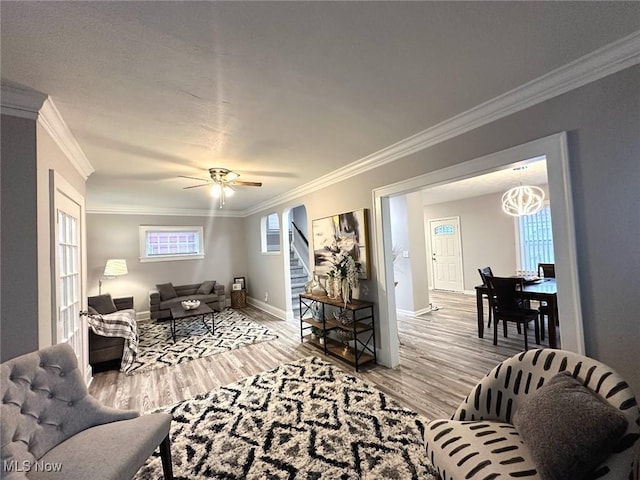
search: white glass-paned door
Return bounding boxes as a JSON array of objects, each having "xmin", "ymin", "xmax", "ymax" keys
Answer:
[{"xmin": 57, "ymin": 208, "xmax": 81, "ymax": 356}]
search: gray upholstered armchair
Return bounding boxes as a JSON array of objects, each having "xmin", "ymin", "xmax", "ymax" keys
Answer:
[
  {"xmin": 1, "ymin": 343, "xmax": 173, "ymax": 479},
  {"xmin": 425, "ymin": 349, "xmax": 640, "ymax": 480}
]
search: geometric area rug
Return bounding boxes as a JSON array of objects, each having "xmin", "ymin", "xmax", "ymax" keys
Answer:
[
  {"xmin": 127, "ymin": 309, "xmax": 278, "ymax": 375},
  {"xmin": 134, "ymin": 356, "xmax": 438, "ymax": 479}
]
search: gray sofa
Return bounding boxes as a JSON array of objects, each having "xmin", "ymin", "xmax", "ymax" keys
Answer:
[
  {"xmin": 1, "ymin": 343, "xmax": 173, "ymax": 480},
  {"xmin": 149, "ymin": 281, "xmax": 225, "ymax": 320}
]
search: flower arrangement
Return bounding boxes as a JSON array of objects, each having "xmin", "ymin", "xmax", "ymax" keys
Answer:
[{"xmin": 327, "ymin": 250, "xmax": 361, "ymax": 304}]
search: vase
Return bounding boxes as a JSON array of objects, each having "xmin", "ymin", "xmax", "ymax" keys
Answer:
[
  {"xmin": 341, "ymin": 278, "xmax": 350, "ymax": 305},
  {"xmin": 327, "ymin": 277, "xmax": 339, "ymax": 299},
  {"xmin": 311, "ymin": 275, "xmax": 327, "ymax": 296}
]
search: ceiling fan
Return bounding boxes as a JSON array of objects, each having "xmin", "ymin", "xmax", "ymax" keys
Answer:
[{"xmin": 179, "ymin": 168, "xmax": 262, "ymax": 208}]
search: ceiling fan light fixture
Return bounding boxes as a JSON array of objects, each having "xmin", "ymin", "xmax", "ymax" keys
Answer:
[
  {"xmin": 181, "ymin": 166, "xmax": 262, "ymax": 209},
  {"xmin": 501, "ymin": 185, "xmax": 545, "ymax": 216},
  {"xmin": 225, "ymin": 171, "xmax": 239, "ymax": 182},
  {"xmin": 210, "ymin": 183, "xmax": 222, "ymax": 197}
]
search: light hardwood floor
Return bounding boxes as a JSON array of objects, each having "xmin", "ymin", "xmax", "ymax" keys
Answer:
[{"xmin": 89, "ymin": 290, "xmax": 551, "ymax": 421}]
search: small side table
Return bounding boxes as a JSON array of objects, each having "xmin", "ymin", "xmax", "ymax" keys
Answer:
[{"xmin": 231, "ymin": 289, "xmax": 247, "ymax": 308}]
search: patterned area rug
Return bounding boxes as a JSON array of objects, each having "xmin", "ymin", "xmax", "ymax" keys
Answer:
[
  {"xmin": 128, "ymin": 309, "xmax": 278, "ymax": 375},
  {"xmin": 135, "ymin": 356, "xmax": 438, "ymax": 479}
]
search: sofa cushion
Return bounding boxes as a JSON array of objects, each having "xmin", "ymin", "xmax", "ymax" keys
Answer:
[
  {"xmin": 156, "ymin": 282, "xmax": 178, "ymax": 301},
  {"xmin": 425, "ymin": 419, "xmax": 539, "ymax": 479},
  {"xmin": 512, "ymin": 371, "xmax": 628, "ymax": 480},
  {"xmin": 88, "ymin": 294, "xmax": 117, "ymax": 314},
  {"xmin": 196, "ymin": 280, "xmax": 216, "ymax": 295}
]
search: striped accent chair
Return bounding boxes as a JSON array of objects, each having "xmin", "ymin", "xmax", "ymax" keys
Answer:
[{"xmin": 425, "ymin": 349, "xmax": 640, "ymax": 480}]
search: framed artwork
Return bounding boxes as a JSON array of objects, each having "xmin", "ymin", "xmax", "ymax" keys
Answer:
[
  {"xmin": 233, "ymin": 277, "xmax": 246, "ymax": 290},
  {"xmin": 312, "ymin": 208, "xmax": 370, "ymax": 279},
  {"xmin": 232, "ymin": 283, "xmax": 242, "ymax": 291}
]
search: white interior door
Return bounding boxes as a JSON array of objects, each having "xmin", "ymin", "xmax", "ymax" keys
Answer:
[
  {"xmin": 53, "ymin": 175, "xmax": 85, "ymax": 369},
  {"xmin": 429, "ymin": 217, "xmax": 464, "ymax": 292}
]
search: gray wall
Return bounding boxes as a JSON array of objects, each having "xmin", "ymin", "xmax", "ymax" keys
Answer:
[
  {"xmin": 86, "ymin": 214, "xmax": 247, "ymax": 313},
  {"xmin": 406, "ymin": 191, "xmax": 431, "ymax": 313},
  {"xmin": 1, "ymin": 115, "xmax": 39, "ymax": 361},
  {"xmin": 243, "ymin": 65, "xmax": 640, "ymax": 392},
  {"xmin": 390, "ymin": 195, "xmax": 413, "ymax": 311},
  {"xmin": 0, "ymin": 114, "xmax": 86, "ymax": 361}
]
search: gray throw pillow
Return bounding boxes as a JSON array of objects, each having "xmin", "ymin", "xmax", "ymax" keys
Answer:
[
  {"xmin": 88, "ymin": 306, "xmax": 100, "ymax": 316},
  {"xmin": 156, "ymin": 282, "xmax": 177, "ymax": 301},
  {"xmin": 513, "ymin": 371, "xmax": 628, "ymax": 480},
  {"xmin": 88, "ymin": 294, "xmax": 117, "ymax": 314},
  {"xmin": 196, "ymin": 280, "xmax": 216, "ymax": 295}
]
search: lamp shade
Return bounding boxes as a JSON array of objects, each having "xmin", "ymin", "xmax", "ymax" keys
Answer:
[
  {"xmin": 501, "ymin": 185, "xmax": 545, "ymax": 216},
  {"xmin": 103, "ymin": 259, "xmax": 128, "ymax": 277}
]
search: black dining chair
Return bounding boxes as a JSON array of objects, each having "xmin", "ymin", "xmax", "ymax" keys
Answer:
[
  {"xmin": 536, "ymin": 263, "xmax": 556, "ymax": 340},
  {"xmin": 477, "ymin": 267, "xmax": 494, "ymax": 328},
  {"xmin": 487, "ymin": 276, "xmax": 540, "ymax": 350},
  {"xmin": 537, "ymin": 263, "xmax": 555, "ymax": 278}
]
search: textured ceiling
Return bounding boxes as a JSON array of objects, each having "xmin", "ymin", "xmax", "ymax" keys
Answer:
[{"xmin": 2, "ymin": 1, "xmax": 638, "ymax": 212}]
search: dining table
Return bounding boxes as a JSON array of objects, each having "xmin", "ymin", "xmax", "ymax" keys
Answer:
[{"xmin": 475, "ymin": 278, "xmax": 559, "ymax": 348}]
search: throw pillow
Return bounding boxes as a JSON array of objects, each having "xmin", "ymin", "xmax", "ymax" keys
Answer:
[
  {"xmin": 156, "ymin": 282, "xmax": 178, "ymax": 301},
  {"xmin": 196, "ymin": 280, "xmax": 216, "ymax": 295},
  {"xmin": 88, "ymin": 294, "xmax": 117, "ymax": 314},
  {"xmin": 88, "ymin": 306, "xmax": 100, "ymax": 316},
  {"xmin": 513, "ymin": 371, "xmax": 628, "ymax": 480}
]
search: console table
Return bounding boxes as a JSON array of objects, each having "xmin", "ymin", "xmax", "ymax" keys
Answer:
[{"xmin": 299, "ymin": 293, "xmax": 376, "ymax": 371}]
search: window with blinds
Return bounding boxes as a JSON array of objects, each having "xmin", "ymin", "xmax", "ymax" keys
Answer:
[
  {"xmin": 139, "ymin": 226, "xmax": 205, "ymax": 262},
  {"xmin": 517, "ymin": 204, "xmax": 554, "ymax": 274}
]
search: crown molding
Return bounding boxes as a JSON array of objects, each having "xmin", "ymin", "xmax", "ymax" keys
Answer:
[
  {"xmin": 1, "ymin": 85, "xmax": 95, "ymax": 180},
  {"xmin": 86, "ymin": 204, "xmax": 243, "ymax": 218},
  {"xmin": 38, "ymin": 98, "xmax": 94, "ymax": 180},
  {"xmin": 0, "ymin": 84, "xmax": 47, "ymax": 119},
  {"xmin": 241, "ymin": 29, "xmax": 640, "ymax": 217}
]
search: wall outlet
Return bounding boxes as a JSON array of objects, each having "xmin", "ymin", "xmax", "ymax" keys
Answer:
[{"xmin": 264, "ymin": 292, "xmax": 269, "ymax": 303}]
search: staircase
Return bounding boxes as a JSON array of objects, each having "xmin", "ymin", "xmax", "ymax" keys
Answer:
[{"xmin": 289, "ymin": 250, "xmax": 308, "ymax": 317}]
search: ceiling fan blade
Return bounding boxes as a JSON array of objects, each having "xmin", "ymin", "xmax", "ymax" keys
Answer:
[
  {"xmin": 183, "ymin": 183, "xmax": 211, "ymax": 189},
  {"xmin": 232, "ymin": 180, "xmax": 262, "ymax": 187},
  {"xmin": 179, "ymin": 175, "xmax": 210, "ymax": 182}
]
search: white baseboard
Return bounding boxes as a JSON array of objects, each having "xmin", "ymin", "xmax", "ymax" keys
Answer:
[
  {"xmin": 247, "ymin": 297, "xmax": 287, "ymax": 320},
  {"xmin": 397, "ymin": 306, "xmax": 436, "ymax": 318},
  {"xmin": 137, "ymin": 310, "xmax": 151, "ymax": 321}
]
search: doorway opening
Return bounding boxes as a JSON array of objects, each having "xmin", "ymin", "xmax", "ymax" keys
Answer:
[
  {"xmin": 282, "ymin": 204, "xmax": 310, "ymax": 321},
  {"xmin": 374, "ymin": 132, "xmax": 584, "ymax": 368}
]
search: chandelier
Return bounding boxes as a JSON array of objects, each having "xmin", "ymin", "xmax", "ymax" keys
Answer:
[
  {"xmin": 501, "ymin": 185, "xmax": 545, "ymax": 216},
  {"xmin": 501, "ymin": 167, "xmax": 544, "ymax": 216}
]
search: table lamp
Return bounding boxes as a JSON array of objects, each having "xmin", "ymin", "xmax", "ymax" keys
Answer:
[{"xmin": 99, "ymin": 259, "xmax": 128, "ymax": 294}]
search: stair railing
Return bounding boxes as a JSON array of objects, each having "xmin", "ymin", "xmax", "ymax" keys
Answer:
[{"xmin": 291, "ymin": 222, "xmax": 310, "ymax": 276}]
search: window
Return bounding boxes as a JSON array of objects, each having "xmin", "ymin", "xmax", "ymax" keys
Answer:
[
  {"xmin": 434, "ymin": 225, "xmax": 455, "ymax": 235},
  {"xmin": 516, "ymin": 205, "xmax": 554, "ymax": 274},
  {"xmin": 139, "ymin": 226, "xmax": 205, "ymax": 262},
  {"xmin": 261, "ymin": 213, "xmax": 280, "ymax": 253}
]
